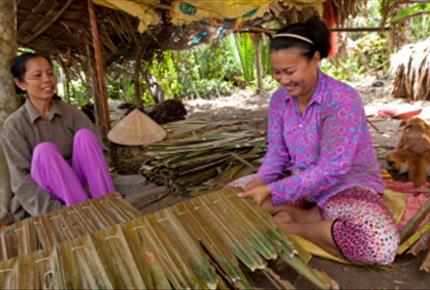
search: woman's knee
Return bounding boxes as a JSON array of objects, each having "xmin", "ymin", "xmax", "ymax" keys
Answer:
[
  {"xmin": 32, "ymin": 142, "xmax": 61, "ymax": 162},
  {"xmin": 74, "ymin": 128, "xmax": 98, "ymax": 143}
]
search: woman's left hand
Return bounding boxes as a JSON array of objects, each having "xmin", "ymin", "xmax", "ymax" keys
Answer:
[{"xmin": 238, "ymin": 185, "xmax": 271, "ymax": 205}]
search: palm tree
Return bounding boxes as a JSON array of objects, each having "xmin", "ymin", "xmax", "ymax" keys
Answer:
[{"xmin": 0, "ymin": 0, "xmax": 20, "ymax": 222}]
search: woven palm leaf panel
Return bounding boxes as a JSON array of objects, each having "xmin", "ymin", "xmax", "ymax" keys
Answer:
[
  {"xmin": 0, "ymin": 189, "xmax": 336, "ymax": 289},
  {"xmin": 0, "ymin": 193, "xmax": 139, "ymax": 261}
]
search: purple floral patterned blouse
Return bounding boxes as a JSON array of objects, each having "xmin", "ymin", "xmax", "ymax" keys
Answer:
[{"xmin": 256, "ymin": 71, "xmax": 383, "ymax": 206}]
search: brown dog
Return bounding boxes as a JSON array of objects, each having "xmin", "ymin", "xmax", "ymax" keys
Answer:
[{"xmin": 386, "ymin": 117, "xmax": 430, "ymax": 187}]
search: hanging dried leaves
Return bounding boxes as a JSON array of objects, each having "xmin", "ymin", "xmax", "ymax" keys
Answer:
[{"xmin": 391, "ymin": 38, "xmax": 430, "ymax": 101}]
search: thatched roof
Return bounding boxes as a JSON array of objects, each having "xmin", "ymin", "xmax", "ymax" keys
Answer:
[{"xmin": 17, "ymin": 0, "xmax": 360, "ymax": 65}]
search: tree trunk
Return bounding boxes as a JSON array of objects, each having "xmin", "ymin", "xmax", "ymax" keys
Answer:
[
  {"xmin": 0, "ymin": 0, "xmax": 20, "ymax": 222},
  {"xmin": 133, "ymin": 51, "xmax": 144, "ymax": 111},
  {"xmin": 58, "ymin": 57, "xmax": 70, "ymax": 103},
  {"xmin": 252, "ymin": 33, "xmax": 264, "ymax": 94}
]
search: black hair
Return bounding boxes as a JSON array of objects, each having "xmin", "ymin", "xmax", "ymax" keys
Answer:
[
  {"xmin": 10, "ymin": 52, "xmax": 53, "ymax": 94},
  {"xmin": 270, "ymin": 17, "xmax": 331, "ymax": 60}
]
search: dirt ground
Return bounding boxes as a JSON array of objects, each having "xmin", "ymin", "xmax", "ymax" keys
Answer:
[{"xmin": 118, "ymin": 77, "xmax": 430, "ymax": 289}]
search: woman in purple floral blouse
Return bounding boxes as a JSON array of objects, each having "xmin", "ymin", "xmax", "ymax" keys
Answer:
[{"xmin": 239, "ymin": 17, "xmax": 399, "ymax": 265}]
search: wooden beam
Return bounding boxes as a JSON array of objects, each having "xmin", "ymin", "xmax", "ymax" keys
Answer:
[
  {"xmin": 21, "ymin": 0, "xmax": 74, "ymax": 44},
  {"xmin": 238, "ymin": 26, "xmax": 275, "ymax": 35},
  {"xmin": 330, "ymin": 26, "xmax": 392, "ymax": 32},
  {"xmin": 87, "ymin": 0, "xmax": 111, "ymax": 134},
  {"xmin": 241, "ymin": 25, "xmax": 394, "ymax": 35}
]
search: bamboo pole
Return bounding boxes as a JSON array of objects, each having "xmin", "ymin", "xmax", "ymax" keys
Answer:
[
  {"xmin": 87, "ymin": 0, "xmax": 111, "ymax": 134},
  {"xmin": 398, "ymin": 222, "xmax": 430, "ymax": 255},
  {"xmin": 400, "ymin": 199, "xmax": 430, "ymax": 242}
]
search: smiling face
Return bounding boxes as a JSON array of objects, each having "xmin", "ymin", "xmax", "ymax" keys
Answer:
[
  {"xmin": 271, "ymin": 47, "xmax": 320, "ymax": 102},
  {"xmin": 14, "ymin": 56, "xmax": 56, "ymax": 102}
]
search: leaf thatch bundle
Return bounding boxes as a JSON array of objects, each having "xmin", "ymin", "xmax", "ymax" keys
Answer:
[
  {"xmin": 140, "ymin": 119, "xmax": 267, "ymax": 196},
  {"xmin": 390, "ymin": 38, "xmax": 430, "ymax": 101},
  {"xmin": 148, "ymin": 99, "xmax": 187, "ymax": 125},
  {"xmin": 110, "ymin": 143, "xmax": 146, "ymax": 174}
]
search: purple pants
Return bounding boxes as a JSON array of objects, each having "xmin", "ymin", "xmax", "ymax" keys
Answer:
[{"xmin": 31, "ymin": 128, "xmax": 115, "ymax": 207}]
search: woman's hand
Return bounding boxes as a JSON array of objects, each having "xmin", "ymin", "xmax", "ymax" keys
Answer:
[{"xmin": 238, "ymin": 184, "xmax": 271, "ymax": 205}]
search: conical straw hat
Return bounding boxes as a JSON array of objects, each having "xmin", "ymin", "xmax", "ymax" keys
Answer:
[{"xmin": 108, "ymin": 109, "xmax": 166, "ymax": 146}]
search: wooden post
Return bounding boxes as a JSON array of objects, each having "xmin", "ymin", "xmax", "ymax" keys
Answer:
[
  {"xmin": 86, "ymin": 44, "xmax": 103, "ymax": 131},
  {"xmin": 87, "ymin": 0, "xmax": 110, "ymax": 134}
]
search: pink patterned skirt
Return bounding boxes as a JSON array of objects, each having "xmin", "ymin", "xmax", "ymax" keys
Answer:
[{"xmin": 321, "ymin": 187, "xmax": 399, "ymax": 265}]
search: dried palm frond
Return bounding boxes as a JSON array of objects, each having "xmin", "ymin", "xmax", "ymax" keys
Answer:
[
  {"xmin": 141, "ymin": 119, "xmax": 266, "ymax": 196},
  {"xmin": 421, "ymin": 246, "xmax": 430, "ymax": 272},
  {"xmin": 92, "ymin": 226, "xmax": 146, "ymax": 288},
  {"xmin": 409, "ymin": 231, "xmax": 430, "ymax": 256},
  {"xmin": 400, "ymin": 198, "xmax": 430, "ymax": 243}
]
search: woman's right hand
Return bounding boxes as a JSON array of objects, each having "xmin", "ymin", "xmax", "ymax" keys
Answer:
[{"xmin": 243, "ymin": 176, "xmax": 267, "ymax": 191}]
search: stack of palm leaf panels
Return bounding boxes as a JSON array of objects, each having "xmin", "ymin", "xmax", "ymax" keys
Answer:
[
  {"xmin": 0, "ymin": 193, "xmax": 140, "ymax": 260},
  {"xmin": 141, "ymin": 119, "xmax": 267, "ymax": 196},
  {"xmin": 0, "ymin": 189, "xmax": 337, "ymax": 289}
]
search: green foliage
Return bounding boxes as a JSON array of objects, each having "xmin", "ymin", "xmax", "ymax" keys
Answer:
[
  {"xmin": 392, "ymin": 3, "xmax": 430, "ymax": 23},
  {"xmin": 355, "ymin": 33, "xmax": 388, "ymax": 70},
  {"xmin": 146, "ymin": 39, "xmax": 241, "ymax": 100},
  {"xmin": 106, "ymin": 72, "xmax": 134, "ymax": 102},
  {"xmin": 320, "ymin": 32, "xmax": 388, "ymax": 81},
  {"xmin": 231, "ymin": 34, "xmax": 255, "ymax": 82},
  {"xmin": 260, "ymin": 36, "xmax": 272, "ymax": 76},
  {"xmin": 69, "ymin": 82, "xmax": 91, "ymax": 108},
  {"xmin": 409, "ymin": 14, "xmax": 430, "ymax": 41},
  {"xmin": 320, "ymin": 58, "xmax": 364, "ymax": 81}
]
